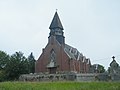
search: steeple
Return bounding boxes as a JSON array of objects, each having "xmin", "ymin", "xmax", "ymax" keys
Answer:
[
  {"xmin": 49, "ymin": 11, "xmax": 65, "ymax": 44},
  {"xmin": 49, "ymin": 11, "xmax": 64, "ymax": 30}
]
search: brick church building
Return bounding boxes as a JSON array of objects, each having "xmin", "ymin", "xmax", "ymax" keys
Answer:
[{"xmin": 35, "ymin": 12, "xmax": 91, "ymax": 74}]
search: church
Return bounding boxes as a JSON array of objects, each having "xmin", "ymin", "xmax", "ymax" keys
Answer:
[{"xmin": 35, "ymin": 12, "xmax": 91, "ymax": 74}]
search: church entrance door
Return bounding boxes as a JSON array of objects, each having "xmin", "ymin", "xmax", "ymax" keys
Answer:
[{"xmin": 49, "ymin": 67, "xmax": 57, "ymax": 74}]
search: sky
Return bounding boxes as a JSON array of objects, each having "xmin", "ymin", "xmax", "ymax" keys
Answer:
[{"xmin": 0, "ymin": 0, "xmax": 120, "ymax": 69}]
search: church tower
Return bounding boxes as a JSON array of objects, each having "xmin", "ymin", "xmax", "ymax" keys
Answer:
[{"xmin": 49, "ymin": 11, "xmax": 65, "ymax": 44}]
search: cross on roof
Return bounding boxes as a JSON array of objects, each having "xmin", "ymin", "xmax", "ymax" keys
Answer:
[{"xmin": 112, "ymin": 56, "xmax": 115, "ymax": 60}]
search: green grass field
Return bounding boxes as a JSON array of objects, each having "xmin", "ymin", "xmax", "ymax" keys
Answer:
[{"xmin": 0, "ymin": 81, "xmax": 120, "ymax": 90}]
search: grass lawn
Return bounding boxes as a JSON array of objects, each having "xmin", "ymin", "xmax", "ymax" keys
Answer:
[{"xmin": 0, "ymin": 81, "xmax": 120, "ymax": 90}]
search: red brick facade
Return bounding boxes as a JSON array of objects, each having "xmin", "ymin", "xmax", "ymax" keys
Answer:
[{"xmin": 35, "ymin": 12, "xmax": 91, "ymax": 74}]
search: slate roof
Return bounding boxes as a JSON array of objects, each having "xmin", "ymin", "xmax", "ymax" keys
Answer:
[
  {"xmin": 49, "ymin": 12, "xmax": 64, "ymax": 30},
  {"xmin": 64, "ymin": 44, "xmax": 82, "ymax": 60},
  {"xmin": 64, "ymin": 44, "xmax": 91, "ymax": 64}
]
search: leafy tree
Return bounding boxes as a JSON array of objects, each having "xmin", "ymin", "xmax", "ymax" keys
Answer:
[
  {"xmin": 0, "ymin": 70, "xmax": 5, "ymax": 82},
  {"xmin": 0, "ymin": 51, "xmax": 10, "ymax": 81},
  {"xmin": 97, "ymin": 64, "xmax": 105, "ymax": 73},
  {"xmin": 28, "ymin": 52, "xmax": 36, "ymax": 73},
  {"xmin": 0, "ymin": 51, "xmax": 9, "ymax": 70},
  {"xmin": 0, "ymin": 51, "xmax": 36, "ymax": 81},
  {"xmin": 5, "ymin": 52, "xmax": 29, "ymax": 80},
  {"xmin": 92, "ymin": 64, "xmax": 105, "ymax": 73}
]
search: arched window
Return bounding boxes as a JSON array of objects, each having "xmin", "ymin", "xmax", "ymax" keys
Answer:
[{"xmin": 50, "ymin": 49, "xmax": 56, "ymax": 63}]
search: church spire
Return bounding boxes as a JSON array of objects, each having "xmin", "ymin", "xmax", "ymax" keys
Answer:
[
  {"xmin": 49, "ymin": 11, "xmax": 64, "ymax": 30},
  {"xmin": 49, "ymin": 11, "xmax": 65, "ymax": 44}
]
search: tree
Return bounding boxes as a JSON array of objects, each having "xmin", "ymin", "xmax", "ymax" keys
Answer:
[
  {"xmin": 0, "ymin": 70, "xmax": 6, "ymax": 82},
  {"xmin": 97, "ymin": 64, "xmax": 105, "ymax": 73},
  {"xmin": 5, "ymin": 51, "xmax": 29, "ymax": 80},
  {"xmin": 0, "ymin": 51, "xmax": 36, "ymax": 81},
  {"xmin": 0, "ymin": 51, "xmax": 9, "ymax": 81},
  {"xmin": 92, "ymin": 64, "xmax": 105, "ymax": 73},
  {"xmin": 28, "ymin": 52, "xmax": 36, "ymax": 73},
  {"xmin": 0, "ymin": 51, "xmax": 9, "ymax": 70}
]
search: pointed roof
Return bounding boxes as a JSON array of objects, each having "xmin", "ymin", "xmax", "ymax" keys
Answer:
[{"xmin": 49, "ymin": 12, "xmax": 64, "ymax": 30}]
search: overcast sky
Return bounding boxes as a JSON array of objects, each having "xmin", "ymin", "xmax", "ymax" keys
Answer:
[{"xmin": 0, "ymin": 0, "xmax": 120, "ymax": 69}]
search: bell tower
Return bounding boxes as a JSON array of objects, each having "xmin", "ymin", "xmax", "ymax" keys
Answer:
[{"xmin": 49, "ymin": 11, "xmax": 65, "ymax": 44}]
